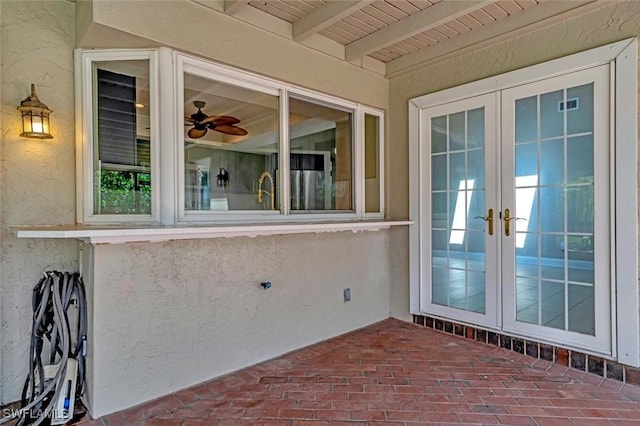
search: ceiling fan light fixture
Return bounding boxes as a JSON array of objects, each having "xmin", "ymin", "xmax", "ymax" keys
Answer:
[{"xmin": 184, "ymin": 101, "xmax": 248, "ymax": 139}]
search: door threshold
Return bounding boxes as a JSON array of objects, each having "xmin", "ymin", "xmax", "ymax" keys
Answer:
[{"xmin": 412, "ymin": 314, "xmax": 640, "ymax": 387}]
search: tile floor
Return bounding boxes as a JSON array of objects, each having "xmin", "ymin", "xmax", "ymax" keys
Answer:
[
  {"xmin": 70, "ymin": 319, "xmax": 640, "ymax": 425},
  {"xmin": 432, "ymin": 255, "xmax": 596, "ymax": 334}
]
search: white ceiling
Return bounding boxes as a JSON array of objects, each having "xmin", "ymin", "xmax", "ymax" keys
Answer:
[{"xmin": 194, "ymin": 0, "xmax": 603, "ymax": 77}]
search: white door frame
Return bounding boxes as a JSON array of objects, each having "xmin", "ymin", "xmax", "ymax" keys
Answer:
[
  {"xmin": 419, "ymin": 93, "xmax": 500, "ymax": 329},
  {"xmin": 501, "ymin": 65, "xmax": 611, "ymax": 356},
  {"xmin": 409, "ymin": 38, "xmax": 639, "ymax": 366}
]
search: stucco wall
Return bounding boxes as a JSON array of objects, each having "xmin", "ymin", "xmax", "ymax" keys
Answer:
[
  {"xmin": 0, "ymin": 1, "xmax": 78, "ymax": 405},
  {"xmin": 0, "ymin": 0, "xmax": 396, "ymax": 411},
  {"xmin": 387, "ymin": 1, "xmax": 640, "ymax": 319},
  {"xmin": 87, "ymin": 231, "xmax": 392, "ymax": 417}
]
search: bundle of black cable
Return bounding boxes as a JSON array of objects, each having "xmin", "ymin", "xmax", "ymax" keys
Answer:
[{"xmin": 2, "ymin": 272, "xmax": 87, "ymax": 426}]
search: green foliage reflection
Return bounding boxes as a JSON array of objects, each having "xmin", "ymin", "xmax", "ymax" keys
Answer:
[{"xmin": 99, "ymin": 170, "xmax": 151, "ymax": 214}]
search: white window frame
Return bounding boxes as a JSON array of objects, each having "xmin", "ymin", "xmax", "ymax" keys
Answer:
[
  {"xmin": 75, "ymin": 49, "xmax": 161, "ymax": 224},
  {"xmin": 285, "ymin": 90, "xmax": 358, "ymax": 221},
  {"xmin": 361, "ymin": 107, "xmax": 385, "ymax": 219},
  {"xmin": 408, "ymin": 38, "xmax": 639, "ymax": 366},
  {"xmin": 75, "ymin": 48, "xmax": 385, "ymax": 225},
  {"xmin": 176, "ymin": 53, "xmax": 283, "ymax": 223}
]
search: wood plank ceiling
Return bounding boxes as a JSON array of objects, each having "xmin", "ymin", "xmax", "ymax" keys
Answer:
[{"xmin": 216, "ymin": 0, "xmax": 602, "ymax": 77}]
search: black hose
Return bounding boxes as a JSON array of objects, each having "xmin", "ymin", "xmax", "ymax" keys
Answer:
[{"xmin": 0, "ymin": 271, "xmax": 87, "ymax": 426}]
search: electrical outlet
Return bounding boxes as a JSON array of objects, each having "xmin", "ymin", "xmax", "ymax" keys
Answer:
[{"xmin": 343, "ymin": 288, "xmax": 351, "ymax": 302}]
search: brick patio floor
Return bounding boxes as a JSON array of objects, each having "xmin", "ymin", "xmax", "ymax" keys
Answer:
[{"xmin": 76, "ymin": 318, "xmax": 640, "ymax": 425}]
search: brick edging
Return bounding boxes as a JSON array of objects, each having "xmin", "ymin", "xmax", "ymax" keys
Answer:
[{"xmin": 413, "ymin": 314, "xmax": 640, "ymax": 385}]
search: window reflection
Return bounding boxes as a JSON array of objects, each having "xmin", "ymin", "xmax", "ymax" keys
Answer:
[
  {"xmin": 183, "ymin": 73, "xmax": 279, "ymax": 211},
  {"xmin": 289, "ymin": 96, "xmax": 353, "ymax": 211},
  {"xmin": 364, "ymin": 113, "xmax": 381, "ymax": 213},
  {"xmin": 94, "ymin": 60, "xmax": 151, "ymax": 215}
]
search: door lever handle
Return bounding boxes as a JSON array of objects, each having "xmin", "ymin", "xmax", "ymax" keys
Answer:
[
  {"xmin": 503, "ymin": 208, "xmax": 526, "ymax": 236},
  {"xmin": 474, "ymin": 208, "xmax": 493, "ymax": 236}
]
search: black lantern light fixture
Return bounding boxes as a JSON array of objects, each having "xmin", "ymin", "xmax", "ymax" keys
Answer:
[{"xmin": 18, "ymin": 84, "xmax": 53, "ymax": 139}]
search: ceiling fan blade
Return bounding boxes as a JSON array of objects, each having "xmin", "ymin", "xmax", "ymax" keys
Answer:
[
  {"xmin": 184, "ymin": 117, "xmax": 196, "ymax": 123},
  {"xmin": 188, "ymin": 127, "xmax": 208, "ymax": 139},
  {"xmin": 210, "ymin": 115, "xmax": 241, "ymax": 125},
  {"xmin": 214, "ymin": 125, "xmax": 248, "ymax": 136}
]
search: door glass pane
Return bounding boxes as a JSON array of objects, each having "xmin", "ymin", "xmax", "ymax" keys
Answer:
[
  {"xmin": 467, "ymin": 108, "xmax": 484, "ymax": 149},
  {"xmin": 539, "ymin": 187, "xmax": 564, "ymax": 233},
  {"xmin": 449, "ymin": 152, "xmax": 465, "ymax": 188},
  {"xmin": 515, "ymin": 174, "xmax": 539, "ymax": 235},
  {"xmin": 516, "ymin": 233, "xmax": 538, "ymax": 261},
  {"xmin": 448, "ymin": 192, "xmax": 457, "ymax": 231},
  {"xmin": 430, "ymin": 107, "xmax": 486, "ymax": 314},
  {"xmin": 567, "ymin": 135, "xmax": 594, "ymax": 183},
  {"xmin": 567, "ymin": 84, "xmax": 594, "ymax": 134},
  {"xmin": 467, "ymin": 231, "xmax": 485, "ymax": 272},
  {"xmin": 432, "ymin": 268, "xmax": 448, "ymax": 305},
  {"xmin": 467, "ymin": 271, "xmax": 486, "ymax": 312},
  {"xmin": 468, "ymin": 149, "xmax": 485, "ymax": 190},
  {"xmin": 540, "ymin": 139, "xmax": 564, "ymax": 185},
  {"xmin": 541, "ymin": 281, "xmax": 565, "ymax": 330},
  {"xmin": 540, "ymin": 90, "xmax": 563, "ymax": 139},
  {"xmin": 567, "ymin": 184, "xmax": 594, "ymax": 234},
  {"xmin": 513, "ymin": 83, "xmax": 596, "ymax": 336},
  {"xmin": 432, "ymin": 154, "xmax": 447, "ymax": 191},
  {"xmin": 432, "ymin": 230, "xmax": 447, "ymax": 266},
  {"xmin": 516, "ymin": 277, "xmax": 538, "ymax": 325},
  {"xmin": 541, "ymin": 234, "xmax": 564, "ymax": 280},
  {"xmin": 432, "ymin": 115, "xmax": 447, "ymax": 153},
  {"xmin": 183, "ymin": 72, "xmax": 279, "ymax": 212},
  {"xmin": 568, "ymin": 284, "xmax": 595, "ymax": 334},
  {"xmin": 515, "ymin": 143, "xmax": 537, "ymax": 177},
  {"xmin": 467, "ymin": 190, "xmax": 485, "ymax": 231},
  {"xmin": 449, "ymin": 112, "xmax": 465, "ymax": 151},
  {"xmin": 515, "ymin": 96, "xmax": 537, "ymax": 143},
  {"xmin": 568, "ymin": 246, "xmax": 594, "ymax": 284},
  {"xmin": 431, "ymin": 192, "xmax": 447, "ymax": 229}
]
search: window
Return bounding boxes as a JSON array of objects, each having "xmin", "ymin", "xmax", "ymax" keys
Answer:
[
  {"xmin": 181, "ymin": 70, "xmax": 280, "ymax": 215},
  {"xmin": 363, "ymin": 110, "xmax": 384, "ymax": 215},
  {"xmin": 76, "ymin": 48, "xmax": 384, "ymax": 225},
  {"xmin": 288, "ymin": 95, "xmax": 354, "ymax": 212},
  {"xmin": 76, "ymin": 49, "xmax": 159, "ymax": 223}
]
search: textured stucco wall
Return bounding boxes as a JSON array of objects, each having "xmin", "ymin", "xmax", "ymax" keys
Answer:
[
  {"xmin": 387, "ymin": 1, "xmax": 640, "ymax": 319},
  {"xmin": 88, "ymin": 231, "xmax": 392, "ymax": 417},
  {"xmin": 0, "ymin": 1, "xmax": 78, "ymax": 405},
  {"xmin": 80, "ymin": 0, "xmax": 389, "ymax": 110},
  {"xmin": 0, "ymin": 0, "xmax": 397, "ymax": 411},
  {"xmin": 77, "ymin": 1, "xmax": 394, "ymax": 416}
]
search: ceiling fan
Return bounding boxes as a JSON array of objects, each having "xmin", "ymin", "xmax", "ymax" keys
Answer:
[{"xmin": 184, "ymin": 101, "xmax": 248, "ymax": 139}]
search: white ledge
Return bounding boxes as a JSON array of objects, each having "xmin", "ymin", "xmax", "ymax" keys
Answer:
[{"xmin": 12, "ymin": 220, "xmax": 412, "ymax": 244}]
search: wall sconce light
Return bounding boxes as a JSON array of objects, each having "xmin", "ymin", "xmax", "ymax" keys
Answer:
[{"xmin": 18, "ymin": 84, "xmax": 53, "ymax": 139}]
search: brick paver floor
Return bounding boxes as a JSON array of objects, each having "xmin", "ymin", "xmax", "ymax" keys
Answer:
[{"xmin": 76, "ymin": 318, "xmax": 640, "ymax": 425}]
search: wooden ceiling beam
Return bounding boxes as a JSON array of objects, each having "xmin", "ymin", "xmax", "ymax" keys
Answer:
[
  {"xmin": 385, "ymin": 0, "xmax": 601, "ymax": 77},
  {"xmin": 293, "ymin": 0, "xmax": 375, "ymax": 41},
  {"xmin": 345, "ymin": 0, "xmax": 493, "ymax": 62}
]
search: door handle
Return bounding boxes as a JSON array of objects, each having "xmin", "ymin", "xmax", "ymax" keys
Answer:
[
  {"xmin": 474, "ymin": 208, "xmax": 493, "ymax": 236},
  {"xmin": 503, "ymin": 208, "xmax": 526, "ymax": 236}
]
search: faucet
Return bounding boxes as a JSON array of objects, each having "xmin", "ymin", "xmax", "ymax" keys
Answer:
[{"xmin": 257, "ymin": 171, "xmax": 275, "ymax": 210}]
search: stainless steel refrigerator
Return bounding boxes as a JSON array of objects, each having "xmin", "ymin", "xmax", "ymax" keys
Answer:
[{"xmin": 290, "ymin": 170, "xmax": 325, "ymax": 210}]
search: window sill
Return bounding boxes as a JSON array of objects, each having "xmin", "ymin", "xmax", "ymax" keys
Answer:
[{"xmin": 12, "ymin": 220, "xmax": 412, "ymax": 244}]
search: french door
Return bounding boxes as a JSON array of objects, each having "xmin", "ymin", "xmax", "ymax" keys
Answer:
[{"xmin": 421, "ymin": 65, "xmax": 612, "ymax": 355}]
